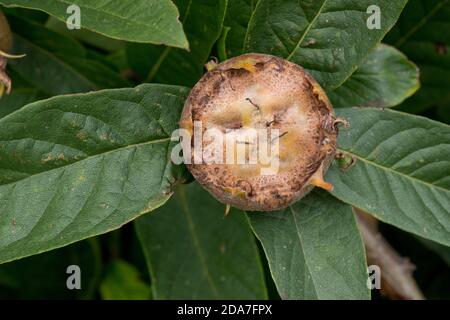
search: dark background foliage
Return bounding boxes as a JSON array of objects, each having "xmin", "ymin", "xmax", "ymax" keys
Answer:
[{"xmin": 0, "ymin": 0, "xmax": 448, "ymax": 300}]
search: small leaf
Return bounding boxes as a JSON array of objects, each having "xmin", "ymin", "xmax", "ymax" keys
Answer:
[
  {"xmin": 385, "ymin": 0, "xmax": 450, "ymax": 113},
  {"xmin": 10, "ymin": 34, "xmax": 94, "ymax": 95},
  {"xmin": 45, "ymin": 16, "xmax": 125, "ymax": 53},
  {"xmin": 7, "ymin": 14, "xmax": 129, "ymax": 95},
  {"xmin": 135, "ymin": 182, "xmax": 268, "ymax": 299},
  {"xmin": 328, "ymin": 44, "xmax": 420, "ymax": 108},
  {"xmin": 126, "ymin": 0, "xmax": 228, "ymax": 86},
  {"xmin": 243, "ymin": 0, "xmax": 408, "ymax": 89},
  {"xmin": 328, "ymin": 107, "xmax": 450, "ymax": 246},
  {"xmin": 222, "ymin": 0, "xmax": 256, "ymax": 58},
  {"xmin": 100, "ymin": 260, "xmax": 151, "ymax": 300},
  {"xmin": 0, "ymin": 84, "xmax": 190, "ymax": 264},
  {"xmin": 0, "ymin": 0, "xmax": 188, "ymax": 48},
  {"xmin": 248, "ymin": 190, "xmax": 369, "ymax": 300}
]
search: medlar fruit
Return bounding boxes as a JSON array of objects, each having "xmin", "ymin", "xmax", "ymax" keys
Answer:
[{"xmin": 180, "ymin": 53, "xmax": 342, "ymax": 211}]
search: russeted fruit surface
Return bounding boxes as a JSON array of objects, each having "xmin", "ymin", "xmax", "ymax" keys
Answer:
[{"xmin": 180, "ymin": 53, "xmax": 340, "ymax": 211}]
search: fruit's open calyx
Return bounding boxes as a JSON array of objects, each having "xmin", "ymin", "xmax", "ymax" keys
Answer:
[{"xmin": 180, "ymin": 53, "xmax": 341, "ymax": 211}]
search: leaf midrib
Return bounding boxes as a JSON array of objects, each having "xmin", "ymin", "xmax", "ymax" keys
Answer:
[
  {"xmin": 242, "ymin": 0, "xmax": 261, "ymax": 51},
  {"xmin": 338, "ymin": 147, "xmax": 450, "ymax": 194},
  {"xmin": 12, "ymin": 34, "xmax": 96, "ymax": 94},
  {"xmin": 146, "ymin": 0, "xmax": 193, "ymax": 82},
  {"xmin": 289, "ymin": 207, "xmax": 319, "ymax": 299},
  {"xmin": 0, "ymin": 137, "xmax": 171, "ymax": 189},
  {"xmin": 178, "ymin": 187, "xmax": 220, "ymax": 299},
  {"xmin": 286, "ymin": 0, "xmax": 329, "ymax": 61}
]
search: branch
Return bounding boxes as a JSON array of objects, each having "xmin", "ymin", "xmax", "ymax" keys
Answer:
[{"xmin": 355, "ymin": 209, "xmax": 425, "ymax": 300}]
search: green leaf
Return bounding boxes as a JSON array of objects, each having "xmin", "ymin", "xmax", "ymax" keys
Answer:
[
  {"xmin": 0, "ymin": 84, "xmax": 190, "ymax": 264},
  {"xmin": 243, "ymin": 0, "xmax": 408, "ymax": 89},
  {"xmin": 61, "ymin": 55, "xmax": 130, "ymax": 89},
  {"xmin": 222, "ymin": 0, "xmax": 256, "ymax": 58},
  {"xmin": 9, "ymin": 34, "xmax": 94, "ymax": 95},
  {"xmin": 248, "ymin": 190, "xmax": 369, "ymax": 300},
  {"xmin": 7, "ymin": 14, "xmax": 129, "ymax": 95},
  {"xmin": 0, "ymin": 238, "xmax": 102, "ymax": 299},
  {"xmin": 100, "ymin": 260, "xmax": 151, "ymax": 300},
  {"xmin": 217, "ymin": 26, "xmax": 231, "ymax": 61},
  {"xmin": 45, "ymin": 16, "xmax": 125, "ymax": 53},
  {"xmin": 135, "ymin": 182, "xmax": 267, "ymax": 299},
  {"xmin": 328, "ymin": 44, "xmax": 420, "ymax": 108},
  {"xmin": 0, "ymin": 0, "xmax": 188, "ymax": 48},
  {"xmin": 328, "ymin": 107, "xmax": 450, "ymax": 246},
  {"xmin": 385, "ymin": 0, "xmax": 450, "ymax": 113},
  {"xmin": 222, "ymin": 2, "xmax": 418, "ymax": 105},
  {"xmin": 126, "ymin": 0, "xmax": 227, "ymax": 86}
]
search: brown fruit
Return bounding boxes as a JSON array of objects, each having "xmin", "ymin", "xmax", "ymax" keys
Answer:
[
  {"xmin": 0, "ymin": 10, "xmax": 12, "ymax": 52},
  {"xmin": 0, "ymin": 9, "xmax": 12, "ymax": 96},
  {"xmin": 179, "ymin": 53, "xmax": 340, "ymax": 211}
]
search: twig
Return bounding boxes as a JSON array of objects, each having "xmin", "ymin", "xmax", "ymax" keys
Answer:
[{"xmin": 355, "ymin": 209, "xmax": 425, "ymax": 300}]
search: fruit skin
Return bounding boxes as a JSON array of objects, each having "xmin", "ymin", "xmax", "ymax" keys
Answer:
[
  {"xmin": 0, "ymin": 9, "xmax": 12, "ymax": 95},
  {"xmin": 180, "ymin": 53, "xmax": 338, "ymax": 211},
  {"xmin": 0, "ymin": 10, "xmax": 12, "ymax": 51}
]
